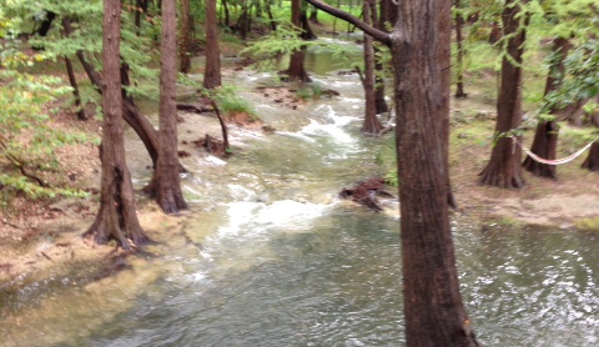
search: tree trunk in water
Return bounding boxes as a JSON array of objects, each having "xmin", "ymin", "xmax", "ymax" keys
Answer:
[
  {"xmin": 454, "ymin": 0, "xmax": 467, "ymax": 98},
  {"xmin": 145, "ymin": 0, "xmax": 188, "ymax": 214},
  {"xmin": 86, "ymin": 0, "xmax": 148, "ymax": 249},
  {"xmin": 393, "ymin": 1, "xmax": 476, "ymax": 345},
  {"xmin": 203, "ymin": 0, "xmax": 222, "ymax": 89},
  {"xmin": 523, "ymin": 37, "xmax": 571, "ymax": 179},
  {"xmin": 284, "ymin": 0, "xmax": 310, "ymax": 82},
  {"xmin": 373, "ymin": 0, "xmax": 390, "ymax": 114},
  {"xmin": 300, "ymin": 11, "xmax": 318, "ymax": 40},
  {"xmin": 64, "ymin": 57, "xmax": 87, "ymax": 120},
  {"xmin": 479, "ymin": 0, "xmax": 529, "ymax": 189},
  {"xmin": 360, "ymin": 0, "xmax": 382, "ymax": 135},
  {"xmin": 179, "ymin": 0, "xmax": 192, "ymax": 74},
  {"xmin": 581, "ymin": 142, "xmax": 599, "ymax": 172}
]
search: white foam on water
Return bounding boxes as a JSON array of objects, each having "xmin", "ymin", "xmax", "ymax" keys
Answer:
[{"xmin": 202, "ymin": 155, "xmax": 228, "ymax": 166}]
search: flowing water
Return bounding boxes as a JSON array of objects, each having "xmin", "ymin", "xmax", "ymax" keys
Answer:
[{"xmin": 2, "ymin": 43, "xmax": 599, "ymax": 347}]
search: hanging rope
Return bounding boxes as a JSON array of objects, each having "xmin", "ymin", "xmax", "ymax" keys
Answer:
[{"xmin": 512, "ymin": 135, "xmax": 599, "ymax": 166}]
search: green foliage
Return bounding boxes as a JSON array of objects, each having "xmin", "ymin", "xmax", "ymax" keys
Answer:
[
  {"xmin": 0, "ymin": 14, "xmax": 89, "ymax": 202},
  {"xmin": 212, "ymin": 85, "xmax": 259, "ymax": 120},
  {"xmin": 295, "ymin": 83, "xmax": 324, "ymax": 100}
]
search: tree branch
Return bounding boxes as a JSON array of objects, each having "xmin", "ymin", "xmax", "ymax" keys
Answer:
[{"xmin": 303, "ymin": 0, "xmax": 391, "ymax": 45}]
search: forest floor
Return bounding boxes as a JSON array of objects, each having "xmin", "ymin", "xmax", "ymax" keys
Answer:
[{"xmin": 1, "ymin": 66, "xmax": 598, "ymax": 296}]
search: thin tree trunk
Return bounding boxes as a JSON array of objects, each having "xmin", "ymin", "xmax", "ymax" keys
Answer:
[
  {"xmin": 64, "ymin": 57, "xmax": 87, "ymax": 120},
  {"xmin": 204, "ymin": 0, "xmax": 222, "ymax": 89},
  {"xmin": 179, "ymin": 0, "xmax": 192, "ymax": 73},
  {"xmin": 454, "ymin": 0, "xmax": 468, "ymax": 98},
  {"xmin": 86, "ymin": 0, "xmax": 148, "ymax": 249},
  {"xmin": 146, "ymin": 0, "xmax": 188, "ymax": 213},
  {"xmin": 488, "ymin": 21, "xmax": 501, "ymax": 45},
  {"xmin": 523, "ymin": 37, "xmax": 571, "ymax": 179},
  {"xmin": 222, "ymin": 0, "xmax": 231, "ymax": 28},
  {"xmin": 360, "ymin": 0, "xmax": 382, "ymax": 135},
  {"xmin": 374, "ymin": 0, "xmax": 390, "ymax": 114},
  {"xmin": 265, "ymin": 0, "xmax": 277, "ymax": 31},
  {"xmin": 479, "ymin": 0, "xmax": 529, "ymax": 189}
]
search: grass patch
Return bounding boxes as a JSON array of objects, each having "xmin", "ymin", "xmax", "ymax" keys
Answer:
[{"xmin": 574, "ymin": 217, "xmax": 599, "ymax": 232}]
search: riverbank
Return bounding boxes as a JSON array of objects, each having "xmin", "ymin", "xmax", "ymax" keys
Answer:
[{"xmin": 1, "ymin": 68, "xmax": 598, "ymax": 296}]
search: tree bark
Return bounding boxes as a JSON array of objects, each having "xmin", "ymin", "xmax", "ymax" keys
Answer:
[
  {"xmin": 304, "ymin": 0, "xmax": 478, "ymax": 345},
  {"xmin": 62, "ymin": 17, "xmax": 160, "ymax": 168},
  {"xmin": 203, "ymin": 0, "xmax": 222, "ymax": 89},
  {"xmin": 479, "ymin": 0, "xmax": 529, "ymax": 189},
  {"xmin": 392, "ymin": 2, "xmax": 475, "ymax": 344},
  {"xmin": 284, "ymin": 0, "xmax": 311, "ymax": 82},
  {"xmin": 144, "ymin": 0, "xmax": 188, "ymax": 214},
  {"xmin": 581, "ymin": 142, "xmax": 599, "ymax": 172},
  {"xmin": 85, "ymin": 0, "xmax": 148, "ymax": 249},
  {"xmin": 523, "ymin": 37, "xmax": 571, "ymax": 179},
  {"xmin": 373, "ymin": 0, "xmax": 391, "ymax": 114},
  {"xmin": 64, "ymin": 57, "xmax": 87, "ymax": 120},
  {"xmin": 179, "ymin": 0, "xmax": 192, "ymax": 74},
  {"xmin": 300, "ymin": 10, "xmax": 318, "ymax": 40},
  {"xmin": 360, "ymin": 0, "xmax": 382, "ymax": 135},
  {"xmin": 454, "ymin": 0, "xmax": 468, "ymax": 98}
]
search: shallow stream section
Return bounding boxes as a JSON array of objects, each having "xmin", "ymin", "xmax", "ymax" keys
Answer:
[{"xmin": 2, "ymin": 52, "xmax": 599, "ymax": 346}]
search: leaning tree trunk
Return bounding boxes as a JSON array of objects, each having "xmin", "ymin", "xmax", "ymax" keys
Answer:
[
  {"xmin": 454, "ymin": 0, "xmax": 468, "ymax": 98},
  {"xmin": 523, "ymin": 37, "xmax": 571, "ymax": 179},
  {"xmin": 581, "ymin": 142, "xmax": 599, "ymax": 172},
  {"xmin": 85, "ymin": 0, "xmax": 148, "ymax": 249},
  {"xmin": 63, "ymin": 17, "xmax": 161, "ymax": 168},
  {"xmin": 179, "ymin": 0, "xmax": 192, "ymax": 73},
  {"xmin": 203, "ymin": 0, "xmax": 222, "ymax": 89},
  {"xmin": 393, "ymin": 1, "xmax": 476, "ymax": 344},
  {"xmin": 146, "ymin": 0, "xmax": 188, "ymax": 213},
  {"xmin": 360, "ymin": 0, "xmax": 382, "ymax": 135},
  {"xmin": 479, "ymin": 0, "xmax": 529, "ymax": 189},
  {"xmin": 64, "ymin": 56, "xmax": 87, "ymax": 120}
]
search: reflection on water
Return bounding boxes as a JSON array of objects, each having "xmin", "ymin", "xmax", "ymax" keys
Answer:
[{"xmin": 2, "ymin": 43, "xmax": 599, "ymax": 347}]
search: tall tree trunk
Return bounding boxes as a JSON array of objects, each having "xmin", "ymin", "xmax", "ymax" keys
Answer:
[
  {"xmin": 284, "ymin": 0, "xmax": 310, "ymax": 82},
  {"xmin": 145, "ymin": 0, "xmax": 188, "ymax": 213},
  {"xmin": 523, "ymin": 37, "xmax": 571, "ymax": 179},
  {"xmin": 62, "ymin": 17, "xmax": 161, "ymax": 168},
  {"xmin": 302, "ymin": 0, "xmax": 477, "ymax": 344},
  {"xmin": 85, "ymin": 0, "xmax": 148, "ymax": 249},
  {"xmin": 222, "ymin": 0, "xmax": 231, "ymax": 28},
  {"xmin": 454, "ymin": 0, "xmax": 468, "ymax": 98},
  {"xmin": 479, "ymin": 0, "xmax": 529, "ymax": 189},
  {"xmin": 179, "ymin": 0, "xmax": 192, "ymax": 73},
  {"xmin": 440, "ymin": 0, "xmax": 457, "ymax": 208},
  {"xmin": 360, "ymin": 0, "xmax": 382, "ymax": 135},
  {"xmin": 203, "ymin": 0, "xmax": 222, "ymax": 89},
  {"xmin": 393, "ymin": 1, "xmax": 476, "ymax": 344},
  {"xmin": 581, "ymin": 142, "xmax": 599, "ymax": 172},
  {"xmin": 373, "ymin": 0, "xmax": 390, "ymax": 114},
  {"xmin": 265, "ymin": 0, "xmax": 277, "ymax": 31},
  {"xmin": 64, "ymin": 57, "xmax": 87, "ymax": 120}
]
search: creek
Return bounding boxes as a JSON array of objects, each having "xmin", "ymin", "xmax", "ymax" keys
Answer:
[{"xmin": 2, "ymin": 39, "xmax": 599, "ymax": 347}]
